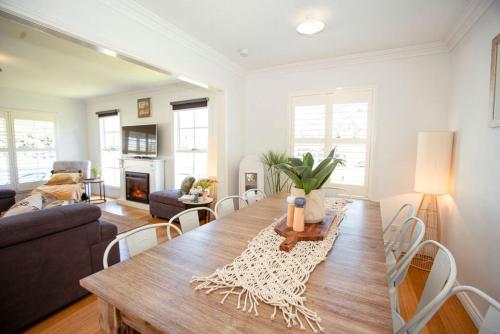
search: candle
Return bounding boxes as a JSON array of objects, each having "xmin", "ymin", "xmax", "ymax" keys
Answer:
[
  {"xmin": 293, "ymin": 197, "xmax": 306, "ymax": 232},
  {"xmin": 286, "ymin": 195, "xmax": 296, "ymax": 228}
]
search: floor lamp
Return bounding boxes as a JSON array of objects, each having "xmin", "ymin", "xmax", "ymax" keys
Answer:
[{"xmin": 413, "ymin": 131, "xmax": 454, "ymax": 271}]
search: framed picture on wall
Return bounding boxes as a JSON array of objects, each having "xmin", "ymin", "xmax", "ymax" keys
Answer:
[
  {"xmin": 490, "ymin": 33, "xmax": 500, "ymax": 127},
  {"xmin": 137, "ymin": 97, "xmax": 151, "ymax": 118}
]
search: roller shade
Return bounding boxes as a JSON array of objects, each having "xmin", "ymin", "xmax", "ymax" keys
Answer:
[{"xmin": 171, "ymin": 98, "xmax": 208, "ymax": 110}]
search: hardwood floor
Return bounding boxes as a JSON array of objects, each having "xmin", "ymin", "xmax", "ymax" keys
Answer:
[{"xmin": 25, "ymin": 201, "xmax": 477, "ymax": 334}]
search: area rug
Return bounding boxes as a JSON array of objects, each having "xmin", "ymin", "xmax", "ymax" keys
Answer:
[{"xmin": 100, "ymin": 210, "xmax": 152, "ymax": 234}]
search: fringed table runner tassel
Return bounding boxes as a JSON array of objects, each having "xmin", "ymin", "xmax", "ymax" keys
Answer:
[{"xmin": 190, "ymin": 199, "xmax": 349, "ymax": 333}]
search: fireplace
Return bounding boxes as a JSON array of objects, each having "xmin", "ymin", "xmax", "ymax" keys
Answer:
[{"xmin": 125, "ymin": 171, "xmax": 150, "ymax": 204}]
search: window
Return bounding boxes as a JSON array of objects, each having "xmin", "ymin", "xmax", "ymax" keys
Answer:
[
  {"xmin": 0, "ymin": 112, "xmax": 11, "ymax": 187},
  {"xmin": 99, "ymin": 113, "xmax": 121, "ymax": 187},
  {"xmin": 290, "ymin": 89, "xmax": 373, "ymax": 196},
  {"xmin": 0, "ymin": 111, "xmax": 58, "ymax": 190},
  {"xmin": 173, "ymin": 100, "xmax": 209, "ymax": 188},
  {"xmin": 13, "ymin": 112, "xmax": 57, "ymax": 191}
]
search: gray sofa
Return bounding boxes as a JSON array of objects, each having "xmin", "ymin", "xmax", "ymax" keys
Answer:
[{"xmin": 0, "ymin": 203, "xmax": 119, "ymax": 333}]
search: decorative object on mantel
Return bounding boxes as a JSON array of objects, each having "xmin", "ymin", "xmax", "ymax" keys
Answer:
[
  {"xmin": 191, "ymin": 199, "xmax": 349, "ymax": 333},
  {"xmin": 413, "ymin": 131, "xmax": 454, "ymax": 271},
  {"xmin": 277, "ymin": 148, "xmax": 344, "ymax": 223},
  {"xmin": 489, "ymin": 33, "xmax": 500, "ymax": 127},
  {"xmin": 137, "ymin": 97, "xmax": 151, "ymax": 118}
]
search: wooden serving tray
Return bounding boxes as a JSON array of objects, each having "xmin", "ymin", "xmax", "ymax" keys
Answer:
[{"xmin": 274, "ymin": 213, "xmax": 336, "ymax": 252}]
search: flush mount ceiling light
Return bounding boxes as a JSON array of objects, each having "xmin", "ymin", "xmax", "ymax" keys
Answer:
[
  {"xmin": 96, "ymin": 46, "xmax": 117, "ymax": 57},
  {"xmin": 296, "ymin": 19, "xmax": 325, "ymax": 36}
]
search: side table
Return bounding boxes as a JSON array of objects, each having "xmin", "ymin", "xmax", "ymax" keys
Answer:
[
  {"xmin": 82, "ymin": 179, "xmax": 106, "ymax": 204},
  {"xmin": 178, "ymin": 197, "xmax": 214, "ymax": 224}
]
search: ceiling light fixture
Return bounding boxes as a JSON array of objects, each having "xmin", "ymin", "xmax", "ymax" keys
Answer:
[
  {"xmin": 296, "ymin": 19, "xmax": 325, "ymax": 36},
  {"xmin": 96, "ymin": 46, "xmax": 117, "ymax": 57},
  {"xmin": 177, "ymin": 75, "xmax": 209, "ymax": 89}
]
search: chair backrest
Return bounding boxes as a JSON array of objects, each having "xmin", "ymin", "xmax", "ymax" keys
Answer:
[
  {"xmin": 383, "ymin": 203, "xmax": 416, "ymax": 238},
  {"xmin": 53, "ymin": 160, "xmax": 92, "ymax": 179},
  {"xmin": 168, "ymin": 207, "xmax": 218, "ymax": 234},
  {"xmin": 323, "ymin": 186, "xmax": 350, "ymax": 198},
  {"xmin": 214, "ymin": 195, "xmax": 247, "ymax": 217},
  {"xmin": 387, "ymin": 217, "xmax": 425, "ymax": 280},
  {"xmin": 399, "ymin": 285, "xmax": 500, "ymax": 334},
  {"xmin": 243, "ymin": 189, "xmax": 266, "ymax": 205},
  {"xmin": 102, "ymin": 222, "xmax": 182, "ymax": 268},
  {"xmin": 393, "ymin": 240, "xmax": 457, "ymax": 334}
]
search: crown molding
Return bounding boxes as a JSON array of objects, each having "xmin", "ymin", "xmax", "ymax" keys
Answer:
[
  {"xmin": 248, "ymin": 42, "xmax": 449, "ymax": 77},
  {"xmin": 446, "ymin": 0, "xmax": 495, "ymax": 50},
  {"xmin": 98, "ymin": 0, "xmax": 245, "ymax": 77},
  {"xmin": 0, "ymin": 0, "xmax": 245, "ymax": 78}
]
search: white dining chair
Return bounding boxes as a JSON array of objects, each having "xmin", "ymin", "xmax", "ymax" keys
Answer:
[
  {"xmin": 390, "ymin": 240, "xmax": 457, "ymax": 333},
  {"xmin": 102, "ymin": 222, "xmax": 182, "ymax": 269},
  {"xmin": 385, "ymin": 217, "xmax": 425, "ymax": 276},
  {"xmin": 397, "ymin": 285, "xmax": 500, "ymax": 334},
  {"xmin": 214, "ymin": 195, "xmax": 247, "ymax": 217},
  {"xmin": 243, "ymin": 188, "xmax": 266, "ymax": 205},
  {"xmin": 168, "ymin": 207, "xmax": 217, "ymax": 234},
  {"xmin": 383, "ymin": 203, "xmax": 416, "ymax": 244}
]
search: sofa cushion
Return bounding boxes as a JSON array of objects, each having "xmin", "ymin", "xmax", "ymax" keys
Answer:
[
  {"xmin": 0, "ymin": 189, "xmax": 16, "ymax": 199},
  {"xmin": 180, "ymin": 176, "xmax": 195, "ymax": 194},
  {"xmin": 0, "ymin": 203, "xmax": 101, "ymax": 248},
  {"xmin": 3, "ymin": 194, "xmax": 43, "ymax": 218},
  {"xmin": 149, "ymin": 189, "xmax": 184, "ymax": 207}
]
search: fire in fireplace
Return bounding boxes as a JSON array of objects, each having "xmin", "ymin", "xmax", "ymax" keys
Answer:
[{"xmin": 125, "ymin": 171, "xmax": 150, "ymax": 204}]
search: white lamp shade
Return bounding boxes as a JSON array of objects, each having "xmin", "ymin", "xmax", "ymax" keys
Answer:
[{"xmin": 414, "ymin": 131, "xmax": 454, "ymax": 195}]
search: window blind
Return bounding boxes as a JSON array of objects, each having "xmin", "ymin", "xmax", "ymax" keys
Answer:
[
  {"xmin": 171, "ymin": 98, "xmax": 208, "ymax": 110},
  {"xmin": 96, "ymin": 109, "xmax": 119, "ymax": 118}
]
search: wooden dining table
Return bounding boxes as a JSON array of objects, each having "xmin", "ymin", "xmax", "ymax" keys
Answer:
[{"xmin": 80, "ymin": 194, "xmax": 393, "ymax": 333}]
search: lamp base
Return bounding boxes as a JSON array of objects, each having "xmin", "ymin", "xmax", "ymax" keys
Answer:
[{"xmin": 411, "ymin": 193, "xmax": 440, "ymax": 271}]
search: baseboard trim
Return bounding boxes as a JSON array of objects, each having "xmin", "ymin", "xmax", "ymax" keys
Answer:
[{"xmin": 454, "ymin": 280, "xmax": 482, "ymax": 329}]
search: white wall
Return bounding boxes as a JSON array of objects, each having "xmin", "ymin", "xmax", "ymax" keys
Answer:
[
  {"xmin": 445, "ymin": 0, "xmax": 500, "ymax": 318},
  {"xmin": 85, "ymin": 83, "xmax": 215, "ymax": 195},
  {"xmin": 0, "ymin": 0, "xmax": 245, "ymax": 197},
  {"xmin": 244, "ymin": 53, "xmax": 451, "ymax": 201},
  {"xmin": 0, "ymin": 87, "xmax": 88, "ymax": 161}
]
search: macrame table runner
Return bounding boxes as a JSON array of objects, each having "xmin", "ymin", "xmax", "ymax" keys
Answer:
[{"xmin": 190, "ymin": 198, "xmax": 349, "ymax": 333}]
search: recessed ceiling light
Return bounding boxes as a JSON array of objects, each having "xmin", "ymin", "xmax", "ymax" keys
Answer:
[
  {"xmin": 96, "ymin": 46, "xmax": 117, "ymax": 57},
  {"xmin": 297, "ymin": 19, "xmax": 325, "ymax": 36}
]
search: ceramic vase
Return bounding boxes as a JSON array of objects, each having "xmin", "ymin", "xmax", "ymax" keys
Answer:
[{"xmin": 291, "ymin": 187, "xmax": 325, "ymax": 223}]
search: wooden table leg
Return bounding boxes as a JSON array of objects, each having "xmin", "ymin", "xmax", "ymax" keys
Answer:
[{"xmin": 98, "ymin": 298, "xmax": 121, "ymax": 334}]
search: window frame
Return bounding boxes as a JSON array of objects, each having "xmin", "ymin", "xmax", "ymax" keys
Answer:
[
  {"xmin": 173, "ymin": 106, "xmax": 209, "ymax": 187},
  {"xmin": 0, "ymin": 108, "xmax": 59, "ymax": 191},
  {"xmin": 98, "ymin": 113, "xmax": 121, "ymax": 188},
  {"xmin": 288, "ymin": 88, "xmax": 375, "ymax": 197}
]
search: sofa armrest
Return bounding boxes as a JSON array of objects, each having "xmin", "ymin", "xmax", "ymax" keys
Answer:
[
  {"xmin": 99, "ymin": 219, "xmax": 118, "ymax": 241},
  {"xmin": 0, "ymin": 203, "xmax": 101, "ymax": 248}
]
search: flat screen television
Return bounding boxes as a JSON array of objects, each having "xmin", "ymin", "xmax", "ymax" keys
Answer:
[{"xmin": 122, "ymin": 124, "xmax": 158, "ymax": 157}]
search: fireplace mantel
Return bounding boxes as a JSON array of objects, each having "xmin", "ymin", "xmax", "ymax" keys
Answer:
[{"xmin": 118, "ymin": 157, "xmax": 165, "ymax": 209}]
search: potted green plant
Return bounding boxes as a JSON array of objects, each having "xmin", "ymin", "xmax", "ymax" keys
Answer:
[
  {"xmin": 276, "ymin": 148, "xmax": 344, "ymax": 223},
  {"xmin": 261, "ymin": 150, "xmax": 292, "ymax": 194},
  {"xmin": 90, "ymin": 166, "xmax": 99, "ymax": 179}
]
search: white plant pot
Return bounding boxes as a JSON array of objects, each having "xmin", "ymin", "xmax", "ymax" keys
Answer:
[{"xmin": 291, "ymin": 187, "xmax": 325, "ymax": 223}]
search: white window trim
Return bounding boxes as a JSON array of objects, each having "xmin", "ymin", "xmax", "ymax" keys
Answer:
[
  {"xmin": 0, "ymin": 108, "xmax": 59, "ymax": 191},
  {"xmin": 98, "ymin": 114, "xmax": 121, "ymax": 188},
  {"xmin": 173, "ymin": 107, "xmax": 209, "ymax": 186},
  {"xmin": 287, "ymin": 87, "xmax": 377, "ymax": 198}
]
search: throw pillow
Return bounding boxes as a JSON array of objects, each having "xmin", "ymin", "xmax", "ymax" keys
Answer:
[
  {"xmin": 46, "ymin": 172, "xmax": 81, "ymax": 185},
  {"xmin": 4, "ymin": 194, "xmax": 43, "ymax": 217},
  {"xmin": 180, "ymin": 176, "xmax": 195, "ymax": 194}
]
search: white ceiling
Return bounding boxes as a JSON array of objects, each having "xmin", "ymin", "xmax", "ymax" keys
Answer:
[
  {"xmin": 0, "ymin": 16, "xmax": 176, "ymax": 100},
  {"xmin": 137, "ymin": 0, "xmax": 471, "ymax": 69}
]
